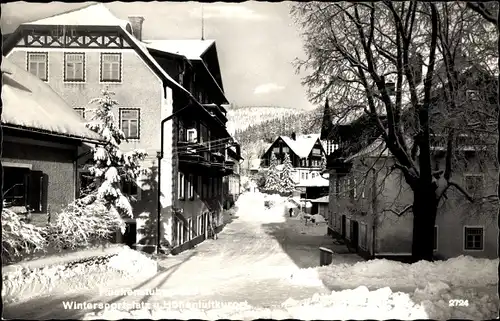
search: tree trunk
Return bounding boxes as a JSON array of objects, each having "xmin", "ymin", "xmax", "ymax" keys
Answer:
[{"xmin": 411, "ymin": 187, "xmax": 438, "ymax": 262}]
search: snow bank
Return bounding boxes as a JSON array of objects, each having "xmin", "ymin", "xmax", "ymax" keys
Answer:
[
  {"xmin": 290, "ymin": 255, "xmax": 498, "ymax": 290},
  {"xmin": 3, "ymin": 246, "xmax": 157, "ymax": 304},
  {"xmin": 83, "ymin": 282, "xmax": 498, "ymax": 320},
  {"xmin": 107, "ymin": 246, "xmax": 157, "ymax": 276}
]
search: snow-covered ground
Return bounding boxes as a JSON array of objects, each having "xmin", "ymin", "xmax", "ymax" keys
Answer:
[{"xmin": 4, "ymin": 191, "xmax": 499, "ymax": 320}]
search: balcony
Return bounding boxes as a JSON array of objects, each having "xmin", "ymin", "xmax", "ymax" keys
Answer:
[
  {"xmin": 177, "ymin": 142, "xmax": 233, "ymax": 176},
  {"xmin": 202, "ymin": 103, "xmax": 228, "ymax": 125}
]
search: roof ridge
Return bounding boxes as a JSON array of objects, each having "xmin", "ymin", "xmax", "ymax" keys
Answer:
[{"xmin": 23, "ymin": 2, "xmax": 101, "ymax": 25}]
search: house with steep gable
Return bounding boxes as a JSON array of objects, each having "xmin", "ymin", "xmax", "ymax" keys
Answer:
[
  {"xmin": 3, "ymin": 3, "xmax": 237, "ymax": 254},
  {"xmin": 260, "ymin": 133, "xmax": 327, "ymax": 186}
]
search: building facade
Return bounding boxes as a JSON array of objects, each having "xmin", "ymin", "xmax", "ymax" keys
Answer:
[
  {"xmin": 3, "ymin": 4, "xmax": 236, "ymax": 254},
  {"xmin": 324, "ymin": 65, "xmax": 498, "ymax": 260},
  {"xmin": 260, "ymin": 133, "xmax": 327, "ymax": 186},
  {"xmin": 2, "ymin": 57, "xmax": 103, "ymax": 226}
]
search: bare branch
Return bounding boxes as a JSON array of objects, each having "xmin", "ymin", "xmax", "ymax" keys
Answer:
[{"xmin": 385, "ymin": 204, "xmax": 413, "ymax": 217}]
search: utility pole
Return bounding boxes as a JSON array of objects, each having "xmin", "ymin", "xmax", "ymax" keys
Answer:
[{"xmin": 201, "ymin": 4, "xmax": 205, "ymax": 40}]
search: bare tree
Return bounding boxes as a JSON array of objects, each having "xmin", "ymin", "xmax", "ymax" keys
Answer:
[{"xmin": 291, "ymin": 2, "xmax": 497, "ymax": 261}]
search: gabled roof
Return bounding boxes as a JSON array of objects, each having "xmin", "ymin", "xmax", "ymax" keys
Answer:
[
  {"xmin": 24, "ymin": 3, "xmax": 131, "ymax": 29},
  {"xmin": 145, "ymin": 39, "xmax": 228, "ymax": 104},
  {"xmin": 144, "ymin": 39, "xmax": 216, "ymax": 61},
  {"xmin": 1, "ymin": 57, "xmax": 102, "ymax": 142},
  {"xmin": 277, "ymin": 134, "xmax": 323, "ymax": 159},
  {"xmin": 9, "ymin": 3, "xmax": 191, "ymax": 98}
]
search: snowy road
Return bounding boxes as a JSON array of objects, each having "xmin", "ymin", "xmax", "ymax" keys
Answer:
[
  {"xmin": 4, "ymin": 192, "xmax": 497, "ymax": 320},
  {"xmin": 3, "ymin": 192, "xmax": 360, "ymax": 319}
]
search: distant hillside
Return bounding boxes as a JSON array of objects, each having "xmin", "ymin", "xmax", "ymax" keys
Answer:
[{"xmin": 226, "ymin": 106, "xmax": 306, "ymax": 133}]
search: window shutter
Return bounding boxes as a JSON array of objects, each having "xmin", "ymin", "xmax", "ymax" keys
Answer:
[{"xmin": 27, "ymin": 170, "xmax": 44, "ymax": 212}]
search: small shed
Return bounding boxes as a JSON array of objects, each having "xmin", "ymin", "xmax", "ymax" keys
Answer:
[{"xmin": 310, "ymin": 195, "xmax": 329, "ymax": 218}]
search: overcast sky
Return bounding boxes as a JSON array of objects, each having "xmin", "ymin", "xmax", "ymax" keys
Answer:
[{"xmin": 1, "ymin": 1, "xmax": 316, "ymax": 111}]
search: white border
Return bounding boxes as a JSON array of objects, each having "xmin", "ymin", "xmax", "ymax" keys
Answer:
[{"xmin": 463, "ymin": 225, "xmax": 485, "ymax": 251}]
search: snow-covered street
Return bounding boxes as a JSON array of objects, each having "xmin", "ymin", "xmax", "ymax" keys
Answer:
[{"xmin": 3, "ymin": 191, "xmax": 499, "ymax": 320}]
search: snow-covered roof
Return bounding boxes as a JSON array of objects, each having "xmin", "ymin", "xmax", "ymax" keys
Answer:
[
  {"xmin": 295, "ymin": 175, "xmax": 329, "ymax": 187},
  {"xmin": 1, "ymin": 57, "xmax": 102, "ymax": 142},
  {"xmin": 250, "ymin": 159, "xmax": 261, "ymax": 170},
  {"xmin": 144, "ymin": 39, "xmax": 215, "ymax": 61},
  {"xmin": 345, "ymin": 131, "xmax": 413, "ymax": 162},
  {"xmin": 310, "ymin": 195, "xmax": 329, "ymax": 203},
  {"xmin": 280, "ymin": 134, "xmax": 322, "ymax": 158},
  {"xmin": 24, "ymin": 3, "xmax": 132, "ymax": 30},
  {"xmin": 22, "ymin": 3, "xmax": 190, "ymax": 98}
]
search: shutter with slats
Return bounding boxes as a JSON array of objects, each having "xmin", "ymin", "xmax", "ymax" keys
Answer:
[{"xmin": 27, "ymin": 171, "xmax": 44, "ymax": 212}]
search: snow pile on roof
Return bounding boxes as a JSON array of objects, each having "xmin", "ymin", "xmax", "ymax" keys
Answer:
[
  {"xmin": 310, "ymin": 195, "xmax": 329, "ymax": 203},
  {"xmin": 295, "ymin": 175, "xmax": 329, "ymax": 187},
  {"xmin": 22, "ymin": 4, "xmax": 190, "ymax": 97},
  {"xmin": 144, "ymin": 39, "xmax": 215, "ymax": 60},
  {"xmin": 1, "ymin": 57, "xmax": 102, "ymax": 142},
  {"xmin": 280, "ymin": 134, "xmax": 321, "ymax": 158},
  {"xmin": 290, "ymin": 255, "xmax": 498, "ymax": 290},
  {"xmin": 24, "ymin": 3, "xmax": 131, "ymax": 29}
]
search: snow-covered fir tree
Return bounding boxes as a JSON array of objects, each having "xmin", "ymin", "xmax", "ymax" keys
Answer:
[
  {"xmin": 320, "ymin": 154, "xmax": 327, "ymax": 172},
  {"xmin": 84, "ymin": 88, "xmax": 149, "ymax": 218},
  {"xmin": 279, "ymin": 153, "xmax": 296, "ymax": 193},
  {"xmin": 264, "ymin": 153, "xmax": 281, "ymax": 191}
]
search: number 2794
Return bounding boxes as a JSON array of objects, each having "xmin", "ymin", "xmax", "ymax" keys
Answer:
[{"xmin": 449, "ymin": 299, "xmax": 469, "ymax": 307}]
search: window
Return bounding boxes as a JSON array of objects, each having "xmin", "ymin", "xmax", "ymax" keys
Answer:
[
  {"xmin": 197, "ymin": 176, "xmax": 202, "ymax": 197},
  {"xmin": 203, "ymin": 177, "xmax": 208, "ymax": 198},
  {"xmin": 301, "ymin": 172, "xmax": 305, "ymax": 180},
  {"xmin": 353, "ymin": 178, "xmax": 357, "ymax": 198},
  {"xmin": 100, "ymin": 53, "xmax": 121, "ymax": 82},
  {"xmin": 122, "ymin": 179, "xmax": 140, "ymax": 200},
  {"xmin": 176, "ymin": 219, "xmax": 184, "ymax": 245},
  {"xmin": 305, "ymin": 173, "xmax": 309, "ymax": 180},
  {"xmin": 359, "ymin": 223, "xmax": 367, "ymax": 249},
  {"xmin": 119, "ymin": 108, "xmax": 140, "ymax": 139},
  {"xmin": 282, "ymin": 146, "xmax": 289, "ymax": 154},
  {"xmin": 178, "ymin": 172, "xmax": 185, "ymax": 200},
  {"xmin": 197, "ymin": 215, "xmax": 203, "ymax": 235},
  {"xmin": 433, "ymin": 225, "xmax": 438, "ymax": 251},
  {"xmin": 466, "ymin": 90, "xmax": 480, "ymax": 101},
  {"xmin": 64, "ymin": 53, "xmax": 85, "ymax": 81},
  {"xmin": 27, "ymin": 52, "xmax": 48, "ymax": 81},
  {"xmin": 3, "ymin": 166, "xmax": 48, "ymax": 213},
  {"xmin": 199, "ymin": 123, "xmax": 208, "ymax": 144},
  {"xmin": 464, "ymin": 174, "xmax": 484, "ymax": 196},
  {"xmin": 178, "ymin": 120, "xmax": 185, "ymax": 142},
  {"xmin": 301, "ymin": 159, "xmax": 307, "ymax": 167},
  {"xmin": 464, "ymin": 226, "xmax": 484, "ymax": 250},
  {"xmin": 273, "ymin": 147, "xmax": 280, "ymax": 154},
  {"xmin": 312, "ymin": 148, "xmax": 321, "ymax": 156},
  {"xmin": 311, "ymin": 172, "xmax": 316, "ymax": 179},
  {"xmin": 188, "ymin": 174, "xmax": 194, "ymax": 200},
  {"xmin": 187, "ymin": 218, "xmax": 193, "ymax": 240},
  {"xmin": 187, "ymin": 128, "xmax": 197, "ymax": 142},
  {"xmin": 208, "ymin": 129, "xmax": 212, "ymax": 150},
  {"xmin": 74, "ymin": 108, "xmax": 85, "ymax": 119},
  {"xmin": 361, "ymin": 187, "xmax": 366, "ymax": 198}
]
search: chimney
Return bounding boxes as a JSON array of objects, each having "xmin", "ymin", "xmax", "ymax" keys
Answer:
[
  {"xmin": 291, "ymin": 132, "xmax": 296, "ymax": 140},
  {"xmin": 128, "ymin": 16, "xmax": 145, "ymax": 41}
]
